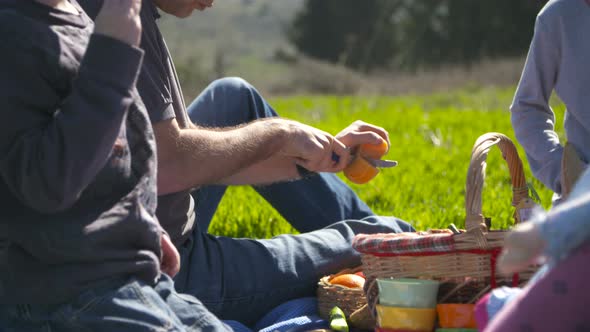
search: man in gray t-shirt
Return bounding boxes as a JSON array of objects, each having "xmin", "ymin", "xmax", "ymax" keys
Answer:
[{"xmin": 80, "ymin": 0, "xmax": 413, "ymax": 325}]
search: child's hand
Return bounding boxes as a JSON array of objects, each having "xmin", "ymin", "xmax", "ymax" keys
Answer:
[
  {"xmin": 94, "ymin": 0, "xmax": 142, "ymax": 47},
  {"xmin": 160, "ymin": 233, "xmax": 180, "ymax": 277},
  {"xmin": 498, "ymin": 222, "xmax": 546, "ymax": 275}
]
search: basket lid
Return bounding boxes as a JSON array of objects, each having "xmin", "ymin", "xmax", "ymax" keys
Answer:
[{"xmin": 352, "ymin": 231, "xmax": 456, "ymax": 255}]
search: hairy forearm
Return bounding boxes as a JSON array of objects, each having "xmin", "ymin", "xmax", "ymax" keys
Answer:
[
  {"xmin": 156, "ymin": 118, "xmax": 297, "ymax": 194},
  {"xmin": 216, "ymin": 154, "xmax": 300, "ymax": 185}
]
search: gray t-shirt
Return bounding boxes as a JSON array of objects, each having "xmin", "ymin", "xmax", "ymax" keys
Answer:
[
  {"xmin": 510, "ymin": 0, "xmax": 590, "ymax": 194},
  {"xmin": 0, "ymin": 0, "xmax": 161, "ymax": 304},
  {"xmin": 137, "ymin": 2, "xmax": 196, "ymax": 245},
  {"xmin": 79, "ymin": 0, "xmax": 197, "ymax": 244}
]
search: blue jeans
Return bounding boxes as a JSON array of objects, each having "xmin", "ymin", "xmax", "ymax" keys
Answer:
[
  {"xmin": 0, "ymin": 275, "xmax": 230, "ymax": 332},
  {"xmin": 174, "ymin": 78, "xmax": 414, "ymax": 326}
]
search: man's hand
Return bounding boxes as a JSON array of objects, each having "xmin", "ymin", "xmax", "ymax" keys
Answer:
[
  {"xmin": 280, "ymin": 121, "xmax": 351, "ymax": 174},
  {"xmin": 160, "ymin": 233, "xmax": 181, "ymax": 277},
  {"xmin": 94, "ymin": 0, "xmax": 142, "ymax": 47},
  {"xmin": 497, "ymin": 222, "xmax": 546, "ymax": 275},
  {"xmin": 335, "ymin": 120, "xmax": 390, "ymax": 154}
]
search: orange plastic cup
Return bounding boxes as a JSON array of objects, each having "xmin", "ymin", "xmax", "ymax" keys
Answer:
[{"xmin": 436, "ymin": 304, "xmax": 477, "ymax": 328}]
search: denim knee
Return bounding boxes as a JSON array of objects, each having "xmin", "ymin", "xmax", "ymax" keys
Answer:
[
  {"xmin": 188, "ymin": 76, "xmax": 276, "ymax": 126},
  {"xmin": 209, "ymin": 77, "xmax": 252, "ymax": 96}
]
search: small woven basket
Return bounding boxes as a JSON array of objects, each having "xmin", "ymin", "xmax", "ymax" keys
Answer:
[
  {"xmin": 317, "ymin": 266, "xmax": 375, "ymax": 329},
  {"xmin": 354, "ymin": 133, "xmax": 540, "ymax": 316}
]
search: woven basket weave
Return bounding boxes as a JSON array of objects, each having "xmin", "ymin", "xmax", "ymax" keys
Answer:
[
  {"xmin": 317, "ymin": 266, "xmax": 375, "ymax": 329},
  {"xmin": 357, "ymin": 133, "xmax": 539, "ymax": 315}
]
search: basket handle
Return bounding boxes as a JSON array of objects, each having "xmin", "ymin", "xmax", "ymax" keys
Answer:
[{"xmin": 465, "ymin": 133, "xmax": 530, "ymax": 233}]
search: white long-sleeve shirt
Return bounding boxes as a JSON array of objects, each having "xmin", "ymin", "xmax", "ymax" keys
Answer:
[{"xmin": 510, "ymin": 0, "xmax": 590, "ymax": 195}]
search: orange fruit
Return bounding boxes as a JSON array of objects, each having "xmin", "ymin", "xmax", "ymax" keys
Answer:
[
  {"xmin": 343, "ymin": 156, "xmax": 379, "ymax": 184},
  {"xmin": 330, "ymin": 273, "xmax": 366, "ymax": 289},
  {"xmin": 359, "ymin": 140, "xmax": 389, "ymax": 159},
  {"xmin": 343, "ymin": 140, "xmax": 389, "ymax": 184}
]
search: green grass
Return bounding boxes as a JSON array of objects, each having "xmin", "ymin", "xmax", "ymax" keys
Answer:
[{"xmin": 208, "ymin": 86, "xmax": 565, "ymax": 238}]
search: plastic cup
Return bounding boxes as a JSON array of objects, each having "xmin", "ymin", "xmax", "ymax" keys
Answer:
[
  {"xmin": 436, "ymin": 304, "xmax": 477, "ymax": 328},
  {"xmin": 376, "ymin": 305, "xmax": 436, "ymax": 331},
  {"xmin": 376, "ymin": 278, "xmax": 440, "ymax": 308}
]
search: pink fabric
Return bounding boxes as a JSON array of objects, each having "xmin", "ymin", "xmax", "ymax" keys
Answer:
[
  {"xmin": 484, "ymin": 241, "xmax": 590, "ymax": 332},
  {"xmin": 474, "ymin": 292, "xmax": 491, "ymax": 331}
]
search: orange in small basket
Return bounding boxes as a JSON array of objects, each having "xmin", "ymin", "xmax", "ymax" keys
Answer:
[
  {"xmin": 317, "ymin": 267, "xmax": 375, "ymax": 329},
  {"xmin": 330, "ymin": 273, "xmax": 365, "ymax": 289}
]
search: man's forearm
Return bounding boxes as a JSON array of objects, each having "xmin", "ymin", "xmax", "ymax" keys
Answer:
[
  {"xmin": 216, "ymin": 154, "xmax": 300, "ymax": 185},
  {"xmin": 156, "ymin": 118, "xmax": 296, "ymax": 194}
]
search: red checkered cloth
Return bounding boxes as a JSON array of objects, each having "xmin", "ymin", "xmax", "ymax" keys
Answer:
[{"xmin": 352, "ymin": 232, "xmax": 456, "ymax": 255}]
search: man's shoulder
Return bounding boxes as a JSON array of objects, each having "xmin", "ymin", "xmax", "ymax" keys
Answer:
[
  {"xmin": 0, "ymin": 4, "xmax": 24, "ymax": 25},
  {"xmin": 0, "ymin": 8, "xmax": 48, "ymax": 52},
  {"xmin": 76, "ymin": 0, "xmax": 103, "ymax": 20},
  {"xmin": 0, "ymin": 5, "xmax": 18, "ymax": 22}
]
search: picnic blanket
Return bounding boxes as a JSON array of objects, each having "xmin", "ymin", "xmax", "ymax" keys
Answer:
[{"xmin": 224, "ymin": 297, "xmax": 328, "ymax": 332}]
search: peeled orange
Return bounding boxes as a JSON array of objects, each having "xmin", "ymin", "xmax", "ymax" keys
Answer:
[
  {"xmin": 343, "ymin": 140, "xmax": 389, "ymax": 184},
  {"xmin": 343, "ymin": 156, "xmax": 380, "ymax": 184},
  {"xmin": 330, "ymin": 273, "xmax": 366, "ymax": 289},
  {"xmin": 359, "ymin": 140, "xmax": 389, "ymax": 159}
]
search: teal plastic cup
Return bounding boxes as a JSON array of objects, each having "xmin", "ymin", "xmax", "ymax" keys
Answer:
[{"xmin": 376, "ymin": 277, "xmax": 440, "ymax": 308}]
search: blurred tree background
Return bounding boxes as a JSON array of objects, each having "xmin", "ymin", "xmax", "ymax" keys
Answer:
[
  {"xmin": 159, "ymin": 0, "xmax": 548, "ymax": 98},
  {"xmin": 289, "ymin": 0, "xmax": 547, "ymax": 72}
]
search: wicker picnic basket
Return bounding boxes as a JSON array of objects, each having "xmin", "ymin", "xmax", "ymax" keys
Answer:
[
  {"xmin": 353, "ymin": 132, "xmax": 540, "ymax": 316},
  {"xmin": 317, "ymin": 266, "xmax": 376, "ymax": 329}
]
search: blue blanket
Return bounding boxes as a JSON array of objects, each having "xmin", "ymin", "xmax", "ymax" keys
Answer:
[{"xmin": 223, "ymin": 297, "xmax": 328, "ymax": 332}]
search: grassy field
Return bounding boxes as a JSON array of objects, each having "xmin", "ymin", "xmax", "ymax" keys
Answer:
[{"xmin": 208, "ymin": 86, "xmax": 565, "ymax": 238}]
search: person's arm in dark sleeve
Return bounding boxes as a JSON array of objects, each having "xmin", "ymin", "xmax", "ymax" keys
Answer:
[{"xmin": 0, "ymin": 32, "xmax": 144, "ymax": 214}]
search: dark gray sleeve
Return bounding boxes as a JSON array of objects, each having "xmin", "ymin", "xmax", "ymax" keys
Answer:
[
  {"xmin": 0, "ymin": 33, "xmax": 144, "ymax": 214},
  {"xmin": 80, "ymin": 0, "xmax": 176, "ymax": 124},
  {"xmin": 136, "ymin": 1, "xmax": 177, "ymax": 124}
]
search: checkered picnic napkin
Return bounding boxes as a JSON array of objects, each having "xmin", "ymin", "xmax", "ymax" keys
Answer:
[{"xmin": 352, "ymin": 231, "xmax": 456, "ymax": 255}]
